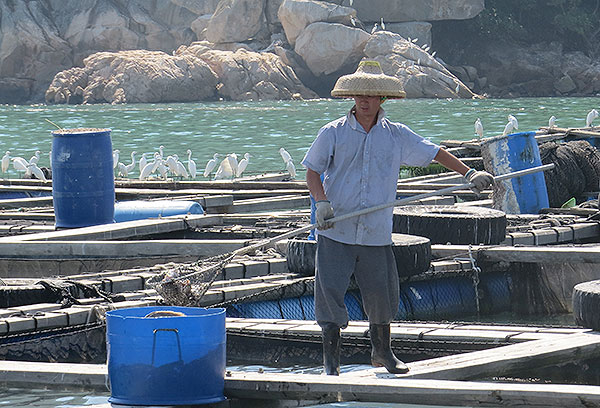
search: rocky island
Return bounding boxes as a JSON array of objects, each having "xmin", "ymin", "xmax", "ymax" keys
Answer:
[{"xmin": 0, "ymin": 0, "xmax": 598, "ymax": 104}]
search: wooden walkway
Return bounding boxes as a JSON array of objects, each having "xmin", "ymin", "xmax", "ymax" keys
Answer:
[{"xmin": 3, "ymin": 331, "xmax": 600, "ymax": 407}]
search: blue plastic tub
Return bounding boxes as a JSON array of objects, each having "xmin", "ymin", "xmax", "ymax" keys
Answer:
[
  {"xmin": 106, "ymin": 306, "xmax": 226, "ymax": 406},
  {"xmin": 52, "ymin": 128, "xmax": 115, "ymax": 228},
  {"xmin": 480, "ymin": 131, "xmax": 549, "ymax": 214},
  {"xmin": 113, "ymin": 200, "xmax": 204, "ymax": 222}
]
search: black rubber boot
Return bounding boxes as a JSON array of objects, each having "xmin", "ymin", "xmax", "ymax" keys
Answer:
[
  {"xmin": 370, "ymin": 323, "xmax": 409, "ymax": 374},
  {"xmin": 322, "ymin": 323, "xmax": 341, "ymax": 376}
]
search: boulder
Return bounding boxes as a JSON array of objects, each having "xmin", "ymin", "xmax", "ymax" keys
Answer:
[
  {"xmin": 374, "ymin": 22, "xmax": 432, "ymax": 47},
  {"xmin": 295, "ymin": 22, "xmax": 370, "ymax": 75},
  {"xmin": 278, "ymin": 0, "xmax": 357, "ymax": 46},
  {"xmin": 179, "ymin": 42, "xmax": 318, "ymax": 100},
  {"xmin": 205, "ymin": 0, "xmax": 268, "ymax": 44},
  {"xmin": 350, "ymin": 0, "xmax": 485, "ymax": 23},
  {"xmin": 0, "ymin": 0, "xmax": 203, "ymax": 102},
  {"xmin": 191, "ymin": 15, "xmax": 213, "ymax": 41},
  {"xmin": 364, "ymin": 31, "xmax": 477, "ymax": 98},
  {"xmin": 170, "ymin": 0, "xmax": 222, "ymax": 15},
  {"xmin": 45, "ymin": 50, "xmax": 218, "ymax": 104}
]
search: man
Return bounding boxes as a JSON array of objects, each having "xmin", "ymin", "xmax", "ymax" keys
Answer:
[{"xmin": 301, "ymin": 60, "xmax": 493, "ymax": 376}]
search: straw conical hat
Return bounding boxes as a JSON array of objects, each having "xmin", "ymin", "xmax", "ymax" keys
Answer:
[{"xmin": 331, "ymin": 60, "xmax": 406, "ymax": 98}]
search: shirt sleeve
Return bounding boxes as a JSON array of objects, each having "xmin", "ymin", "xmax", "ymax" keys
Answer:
[
  {"xmin": 397, "ymin": 124, "xmax": 440, "ymax": 167},
  {"xmin": 301, "ymin": 125, "xmax": 334, "ymax": 174}
]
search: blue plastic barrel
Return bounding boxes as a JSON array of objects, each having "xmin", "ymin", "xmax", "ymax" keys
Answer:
[
  {"xmin": 106, "ymin": 306, "xmax": 226, "ymax": 406},
  {"xmin": 52, "ymin": 128, "xmax": 115, "ymax": 228},
  {"xmin": 114, "ymin": 200, "xmax": 204, "ymax": 222},
  {"xmin": 480, "ymin": 131, "xmax": 549, "ymax": 214}
]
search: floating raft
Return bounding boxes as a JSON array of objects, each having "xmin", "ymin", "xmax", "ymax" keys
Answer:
[{"xmin": 4, "ymin": 329, "xmax": 600, "ymax": 407}]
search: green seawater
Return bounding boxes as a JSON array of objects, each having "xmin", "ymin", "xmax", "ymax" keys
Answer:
[
  {"xmin": 0, "ymin": 97, "xmax": 597, "ymax": 407},
  {"xmin": 1, "ymin": 97, "xmax": 598, "ymax": 178}
]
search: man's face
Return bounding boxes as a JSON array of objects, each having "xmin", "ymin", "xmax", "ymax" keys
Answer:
[{"xmin": 353, "ymin": 95, "xmax": 382, "ymax": 118}]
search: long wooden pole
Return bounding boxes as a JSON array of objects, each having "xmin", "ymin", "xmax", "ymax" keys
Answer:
[{"xmin": 234, "ymin": 163, "xmax": 555, "ymax": 256}]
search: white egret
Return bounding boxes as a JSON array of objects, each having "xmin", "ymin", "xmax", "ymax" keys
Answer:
[
  {"xmin": 279, "ymin": 147, "xmax": 292, "ymax": 164},
  {"xmin": 29, "ymin": 150, "xmax": 41, "ymax": 164},
  {"xmin": 1, "ymin": 151, "xmax": 10, "ymax": 174},
  {"xmin": 124, "ymin": 151, "xmax": 136, "ymax": 175},
  {"xmin": 380, "ymin": 17, "xmax": 385, "ymax": 31},
  {"xmin": 12, "ymin": 157, "xmax": 29, "ymax": 177},
  {"xmin": 548, "ymin": 115, "xmax": 557, "ymax": 129},
  {"xmin": 156, "ymin": 160, "xmax": 168, "ymax": 180},
  {"xmin": 139, "ymin": 153, "xmax": 148, "ymax": 174},
  {"xmin": 474, "ymin": 118, "xmax": 483, "ymax": 139},
  {"xmin": 236, "ymin": 153, "xmax": 251, "ymax": 178},
  {"xmin": 455, "ymin": 83, "xmax": 460, "ymax": 94},
  {"xmin": 112, "ymin": 149, "xmax": 120, "ymax": 169},
  {"xmin": 139, "ymin": 152, "xmax": 161, "ymax": 180},
  {"xmin": 502, "ymin": 120, "xmax": 514, "ymax": 136},
  {"xmin": 286, "ymin": 159, "xmax": 296, "ymax": 179},
  {"xmin": 27, "ymin": 163, "xmax": 46, "ymax": 182},
  {"xmin": 186, "ymin": 150, "xmax": 196, "ymax": 179},
  {"xmin": 117, "ymin": 162, "xmax": 129, "ymax": 178},
  {"xmin": 508, "ymin": 114, "xmax": 519, "ymax": 130},
  {"xmin": 586, "ymin": 109, "xmax": 599, "ymax": 128},
  {"xmin": 165, "ymin": 155, "xmax": 178, "ymax": 175},
  {"xmin": 203, "ymin": 153, "xmax": 220, "ymax": 178},
  {"xmin": 175, "ymin": 156, "xmax": 189, "ymax": 178},
  {"xmin": 214, "ymin": 154, "xmax": 237, "ymax": 180},
  {"xmin": 158, "ymin": 145, "xmax": 165, "ymax": 159},
  {"xmin": 370, "ymin": 23, "xmax": 378, "ymax": 34}
]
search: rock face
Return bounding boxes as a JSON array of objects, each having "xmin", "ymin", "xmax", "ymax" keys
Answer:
[
  {"xmin": 45, "ymin": 50, "xmax": 219, "ymax": 104},
  {"xmin": 205, "ymin": 0, "xmax": 268, "ymax": 43},
  {"xmin": 295, "ymin": 22, "xmax": 370, "ymax": 75},
  {"xmin": 350, "ymin": 0, "xmax": 485, "ymax": 23},
  {"xmin": 16, "ymin": 0, "xmax": 594, "ymax": 103},
  {"xmin": 278, "ymin": 0, "xmax": 356, "ymax": 46},
  {"xmin": 45, "ymin": 44, "xmax": 318, "ymax": 104},
  {"xmin": 364, "ymin": 32, "xmax": 476, "ymax": 98}
]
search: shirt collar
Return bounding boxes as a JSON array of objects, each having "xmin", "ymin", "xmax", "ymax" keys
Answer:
[{"xmin": 347, "ymin": 106, "xmax": 387, "ymax": 131}]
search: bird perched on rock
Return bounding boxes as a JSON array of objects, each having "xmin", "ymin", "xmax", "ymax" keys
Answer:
[
  {"xmin": 474, "ymin": 118, "xmax": 483, "ymax": 139},
  {"xmin": 586, "ymin": 109, "xmax": 599, "ymax": 128}
]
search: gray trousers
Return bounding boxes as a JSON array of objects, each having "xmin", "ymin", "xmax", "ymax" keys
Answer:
[{"xmin": 315, "ymin": 235, "xmax": 400, "ymax": 328}]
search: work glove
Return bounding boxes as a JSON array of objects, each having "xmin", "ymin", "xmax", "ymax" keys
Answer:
[
  {"xmin": 465, "ymin": 168, "xmax": 494, "ymax": 194},
  {"xmin": 315, "ymin": 200, "xmax": 334, "ymax": 230}
]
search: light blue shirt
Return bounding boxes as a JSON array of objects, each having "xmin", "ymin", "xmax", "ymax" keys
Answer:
[{"xmin": 302, "ymin": 107, "xmax": 440, "ymax": 246}]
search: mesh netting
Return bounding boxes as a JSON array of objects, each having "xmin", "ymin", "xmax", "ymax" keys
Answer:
[{"xmin": 539, "ymin": 140, "xmax": 600, "ymax": 207}]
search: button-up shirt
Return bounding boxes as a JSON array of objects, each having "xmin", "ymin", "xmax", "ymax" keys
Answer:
[{"xmin": 302, "ymin": 107, "xmax": 439, "ymax": 246}]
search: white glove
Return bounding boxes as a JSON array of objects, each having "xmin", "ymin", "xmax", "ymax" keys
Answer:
[
  {"xmin": 465, "ymin": 169, "xmax": 494, "ymax": 194},
  {"xmin": 315, "ymin": 200, "xmax": 334, "ymax": 230}
]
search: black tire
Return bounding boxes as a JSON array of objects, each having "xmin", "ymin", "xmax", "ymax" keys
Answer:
[
  {"xmin": 573, "ymin": 280, "xmax": 600, "ymax": 331},
  {"xmin": 391, "ymin": 233, "xmax": 431, "ymax": 277},
  {"xmin": 286, "ymin": 239, "xmax": 316, "ymax": 277},
  {"xmin": 286, "ymin": 233, "xmax": 431, "ymax": 278},
  {"xmin": 393, "ymin": 205, "xmax": 506, "ymax": 245}
]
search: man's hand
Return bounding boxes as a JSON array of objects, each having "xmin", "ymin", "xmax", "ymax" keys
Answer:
[
  {"xmin": 465, "ymin": 169, "xmax": 494, "ymax": 194},
  {"xmin": 315, "ymin": 200, "xmax": 334, "ymax": 230}
]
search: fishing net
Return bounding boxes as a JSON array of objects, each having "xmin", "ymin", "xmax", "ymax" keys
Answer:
[
  {"xmin": 539, "ymin": 140, "xmax": 600, "ymax": 207},
  {"xmin": 147, "ymin": 223, "xmax": 314, "ymax": 306}
]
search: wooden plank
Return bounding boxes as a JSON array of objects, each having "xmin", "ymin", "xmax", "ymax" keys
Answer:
[
  {"xmin": 0, "ymin": 239, "xmax": 249, "ymax": 258},
  {"xmin": 0, "ymin": 197, "xmax": 53, "ymax": 209},
  {"xmin": 0, "ymin": 214, "xmax": 223, "ymax": 242},
  {"xmin": 391, "ymin": 331, "xmax": 600, "ymax": 381},
  {"xmin": 432, "ymin": 242, "xmax": 600, "ymax": 263}
]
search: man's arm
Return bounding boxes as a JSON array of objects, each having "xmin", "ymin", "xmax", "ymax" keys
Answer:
[
  {"xmin": 306, "ymin": 168, "xmax": 327, "ymax": 201},
  {"xmin": 433, "ymin": 148, "xmax": 471, "ymax": 176},
  {"xmin": 434, "ymin": 148, "xmax": 493, "ymax": 193}
]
